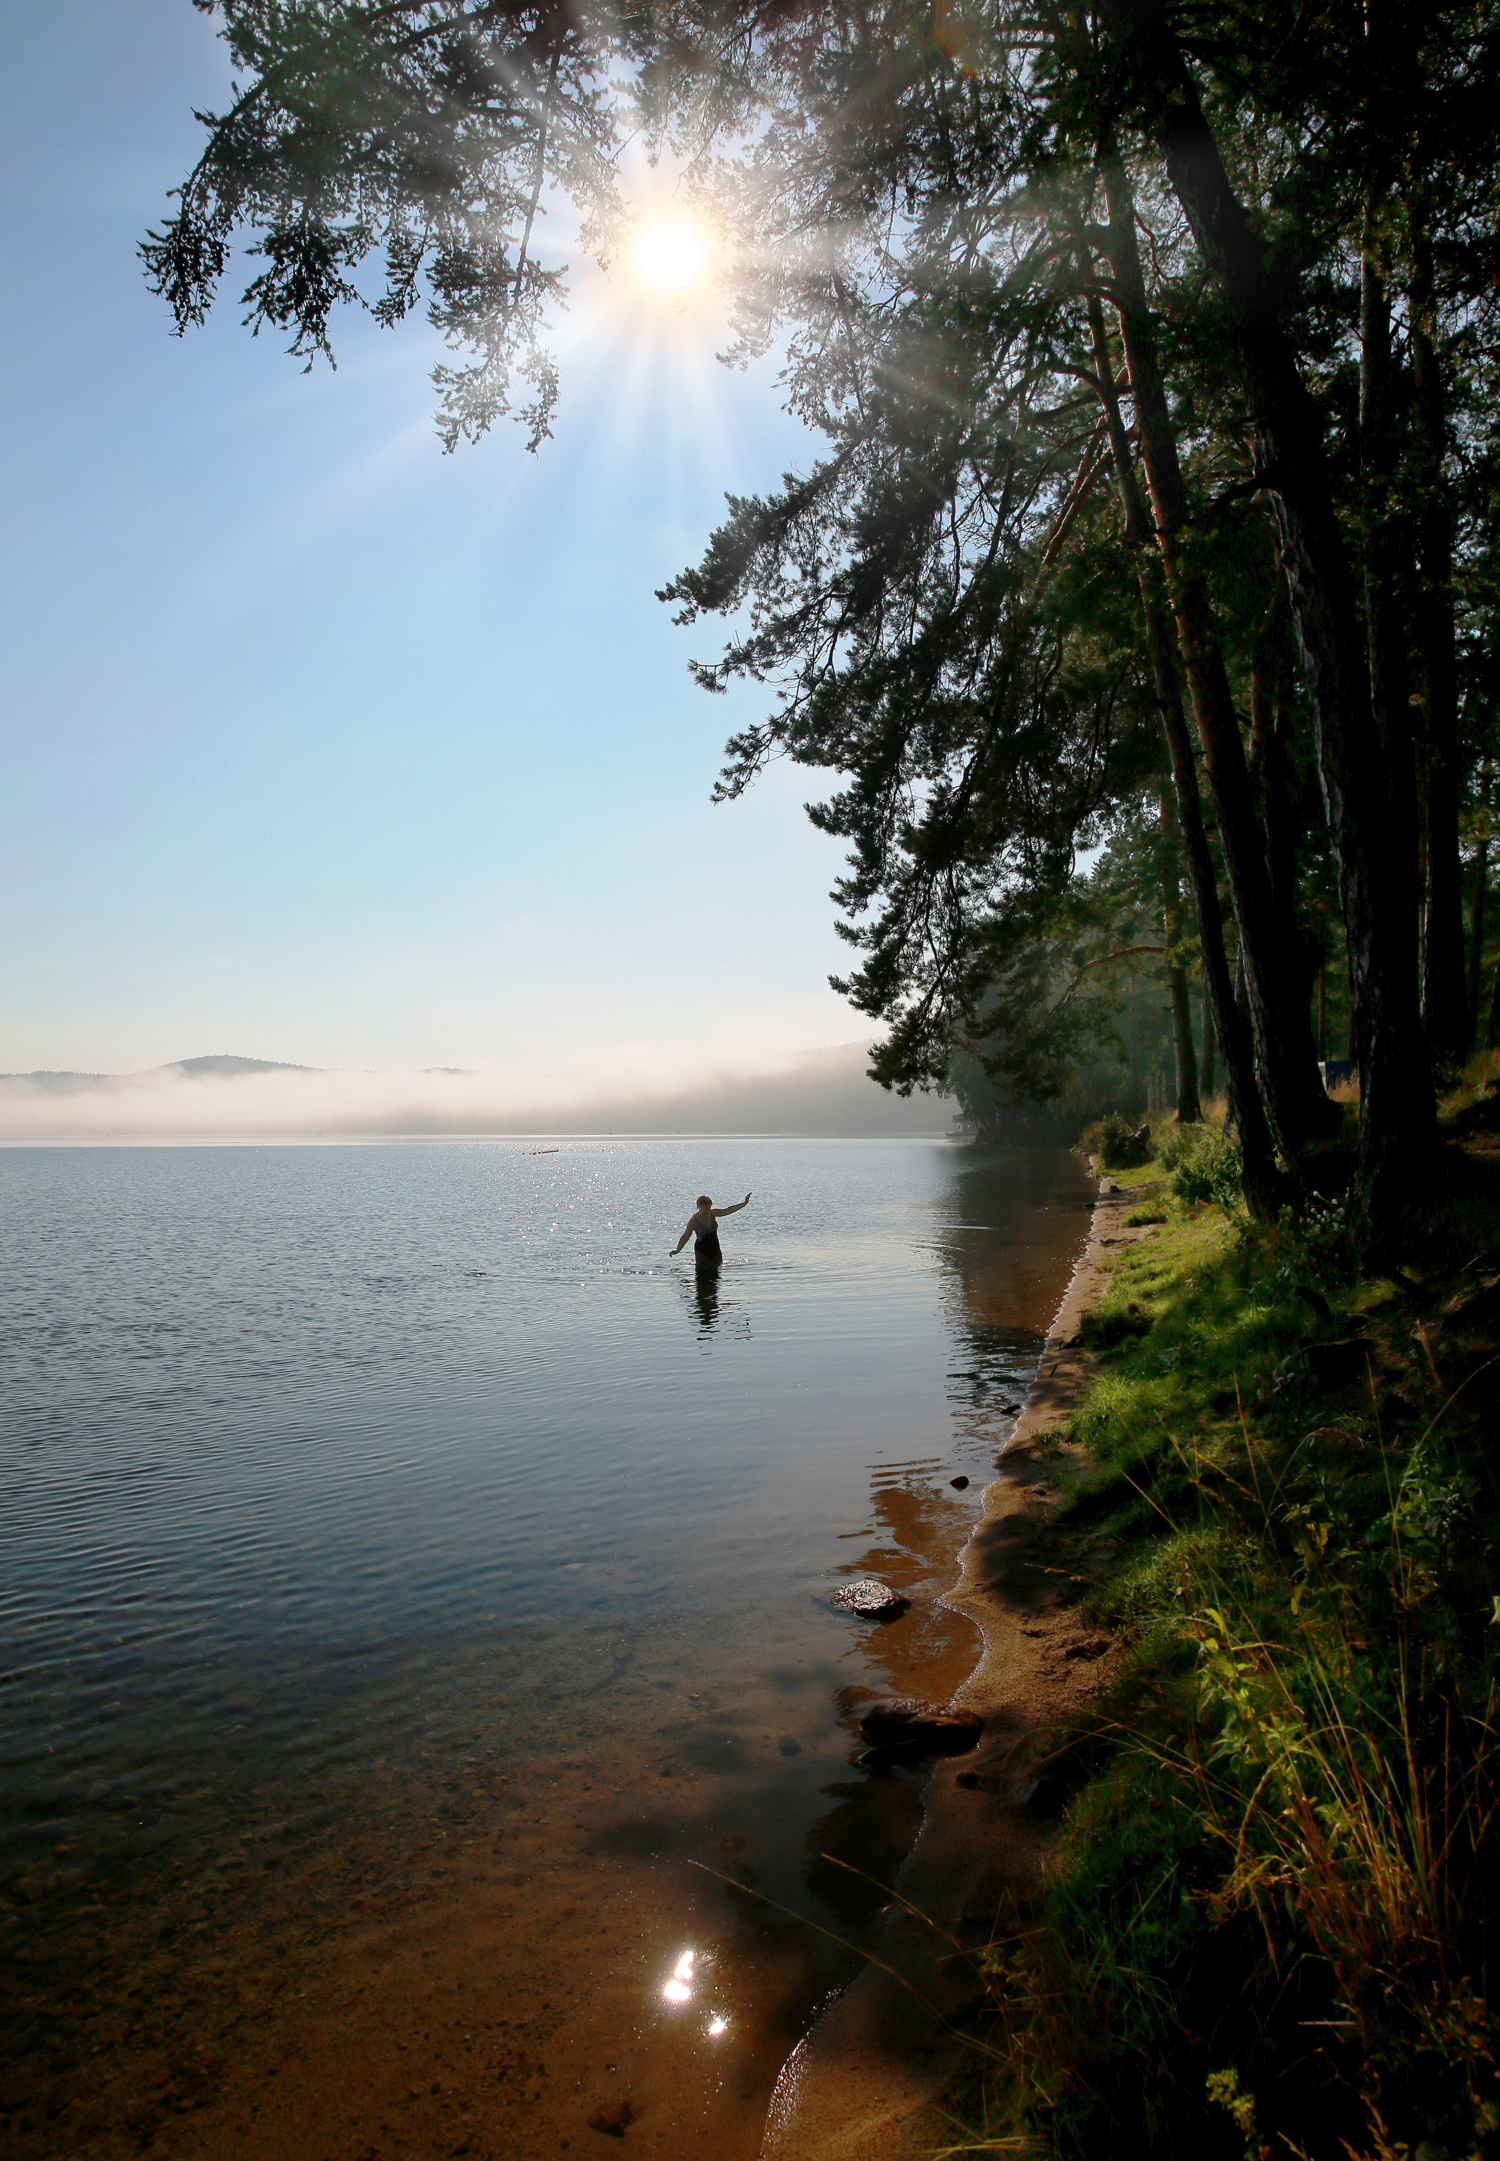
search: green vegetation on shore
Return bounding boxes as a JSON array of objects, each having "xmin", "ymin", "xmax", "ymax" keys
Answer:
[{"xmin": 955, "ymin": 1105, "xmax": 1500, "ymax": 2160}]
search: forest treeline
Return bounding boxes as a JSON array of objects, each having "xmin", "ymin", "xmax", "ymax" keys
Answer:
[{"xmin": 146, "ymin": 0, "xmax": 1500, "ymax": 1246}]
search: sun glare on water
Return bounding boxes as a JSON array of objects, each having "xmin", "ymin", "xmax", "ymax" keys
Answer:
[
  {"xmin": 662, "ymin": 1947, "xmax": 696, "ymax": 2004},
  {"xmin": 631, "ymin": 212, "xmax": 714, "ymax": 300}
]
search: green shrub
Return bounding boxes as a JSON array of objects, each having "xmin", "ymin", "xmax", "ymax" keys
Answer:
[
  {"xmin": 1100, "ymin": 1111, "xmax": 1152, "ymax": 1168},
  {"xmin": 1156, "ymin": 1122, "xmax": 1241, "ymax": 1205}
]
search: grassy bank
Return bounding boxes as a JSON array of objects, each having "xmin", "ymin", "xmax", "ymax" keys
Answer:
[{"xmin": 953, "ymin": 1108, "xmax": 1500, "ymax": 2160}]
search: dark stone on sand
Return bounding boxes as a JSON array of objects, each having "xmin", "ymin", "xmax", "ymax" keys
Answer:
[
  {"xmin": 777, "ymin": 1736, "xmax": 802, "ymax": 1757},
  {"xmin": 949, "ymin": 1475, "xmax": 970, "ymax": 1489},
  {"xmin": 830, "ymin": 1579, "xmax": 909, "ymax": 1620},
  {"xmin": 857, "ymin": 1699, "xmax": 983, "ymax": 1761},
  {"xmin": 588, "ymin": 2098, "xmax": 637, "ymax": 2138}
]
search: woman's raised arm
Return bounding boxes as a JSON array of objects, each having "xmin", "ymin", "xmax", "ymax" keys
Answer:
[{"xmin": 714, "ymin": 1192, "xmax": 752, "ymax": 1217}]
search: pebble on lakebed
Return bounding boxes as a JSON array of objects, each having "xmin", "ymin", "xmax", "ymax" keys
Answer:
[{"xmin": 830, "ymin": 1579, "xmax": 910, "ymax": 1619}]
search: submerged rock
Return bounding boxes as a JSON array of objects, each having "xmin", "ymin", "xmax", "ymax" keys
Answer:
[
  {"xmin": 588, "ymin": 2098, "xmax": 636, "ymax": 2138},
  {"xmin": 830, "ymin": 1579, "xmax": 909, "ymax": 1620},
  {"xmin": 949, "ymin": 1475, "xmax": 970, "ymax": 1489},
  {"xmin": 857, "ymin": 1699, "xmax": 983, "ymax": 1761}
]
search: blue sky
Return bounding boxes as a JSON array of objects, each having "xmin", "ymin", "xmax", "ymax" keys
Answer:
[{"xmin": 0, "ymin": 1, "xmax": 863, "ymax": 1084}]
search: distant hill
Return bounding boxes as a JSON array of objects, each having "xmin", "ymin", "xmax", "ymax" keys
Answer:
[
  {"xmin": 0, "ymin": 1043, "xmax": 951, "ymax": 1139},
  {"xmin": 0, "ymin": 1055, "xmax": 316, "ymax": 1094},
  {"xmin": 0, "ymin": 1070, "xmax": 114, "ymax": 1096},
  {"xmin": 164, "ymin": 1056, "xmax": 317, "ymax": 1079}
]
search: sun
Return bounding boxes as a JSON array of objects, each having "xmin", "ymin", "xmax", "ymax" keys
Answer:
[{"xmin": 630, "ymin": 211, "xmax": 714, "ymax": 300}]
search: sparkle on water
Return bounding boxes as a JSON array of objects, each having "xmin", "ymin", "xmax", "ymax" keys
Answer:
[{"xmin": 662, "ymin": 1947, "xmax": 697, "ymax": 2005}]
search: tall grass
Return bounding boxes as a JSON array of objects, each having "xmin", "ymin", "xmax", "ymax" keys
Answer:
[{"xmin": 946, "ymin": 1158, "xmax": 1500, "ymax": 2160}]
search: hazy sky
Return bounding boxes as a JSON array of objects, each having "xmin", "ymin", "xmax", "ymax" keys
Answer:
[{"xmin": 0, "ymin": 1, "xmax": 865, "ymax": 1084}]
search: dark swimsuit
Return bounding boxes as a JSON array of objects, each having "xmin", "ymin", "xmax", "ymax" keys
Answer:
[{"xmin": 693, "ymin": 1220, "xmax": 723, "ymax": 1267}]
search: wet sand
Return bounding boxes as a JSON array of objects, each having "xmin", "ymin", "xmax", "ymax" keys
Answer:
[{"xmin": 761, "ymin": 1167, "xmax": 1155, "ymax": 2160}]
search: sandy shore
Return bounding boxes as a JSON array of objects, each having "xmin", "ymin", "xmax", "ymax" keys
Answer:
[{"xmin": 760, "ymin": 1165, "xmax": 1155, "ymax": 2160}]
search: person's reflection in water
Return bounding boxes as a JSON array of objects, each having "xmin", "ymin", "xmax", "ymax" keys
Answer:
[
  {"xmin": 676, "ymin": 1258, "xmax": 752, "ymax": 1340},
  {"xmin": 692, "ymin": 1263, "xmax": 723, "ymax": 1332}
]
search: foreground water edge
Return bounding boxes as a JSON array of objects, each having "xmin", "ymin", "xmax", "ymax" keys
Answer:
[{"xmin": 0, "ymin": 1138, "xmax": 1091, "ymax": 2156}]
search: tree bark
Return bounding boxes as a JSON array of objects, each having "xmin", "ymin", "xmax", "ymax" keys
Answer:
[
  {"xmin": 1359, "ymin": 200, "xmax": 1420, "ymax": 961},
  {"xmin": 1200, "ymin": 976, "xmax": 1217, "ymax": 1097},
  {"xmin": 1159, "ymin": 791, "xmax": 1201, "ymax": 1122},
  {"xmin": 1098, "ymin": 148, "xmax": 1330, "ymax": 1159},
  {"xmin": 1410, "ymin": 201, "xmax": 1468, "ymax": 1065},
  {"xmin": 1084, "ymin": 288, "xmax": 1280, "ymax": 1213},
  {"xmin": 1103, "ymin": 0, "xmax": 1436, "ymax": 1246},
  {"xmin": 1468, "ymin": 758, "xmax": 1489, "ymax": 1051},
  {"xmin": 1247, "ymin": 612, "xmax": 1325, "ymax": 1084}
]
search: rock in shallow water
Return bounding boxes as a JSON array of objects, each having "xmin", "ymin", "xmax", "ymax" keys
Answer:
[
  {"xmin": 830, "ymin": 1579, "xmax": 909, "ymax": 1619},
  {"xmin": 588, "ymin": 2098, "xmax": 636, "ymax": 2138},
  {"xmin": 857, "ymin": 1699, "xmax": 984, "ymax": 1761}
]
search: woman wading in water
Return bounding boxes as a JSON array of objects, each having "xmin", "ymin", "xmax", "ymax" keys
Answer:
[{"xmin": 672, "ymin": 1192, "xmax": 751, "ymax": 1268}]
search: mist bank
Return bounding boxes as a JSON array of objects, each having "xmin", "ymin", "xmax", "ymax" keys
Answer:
[{"xmin": 0, "ymin": 1043, "xmax": 951, "ymax": 1143}]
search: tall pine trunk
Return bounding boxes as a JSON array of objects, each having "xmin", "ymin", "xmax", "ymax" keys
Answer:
[
  {"xmin": 1468, "ymin": 767, "xmax": 1489, "ymax": 1051},
  {"xmin": 1099, "ymin": 149, "xmax": 1329, "ymax": 1160},
  {"xmin": 1410, "ymin": 201, "xmax": 1468, "ymax": 1065},
  {"xmin": 1247, "ymin": 608, "xmax": 1324, "ymax": 1088},
  {"xmin": 1084, "ymin": 289, "xmax": 1280, "ymax": 1213},
  {"xmin": 1200, "ymin": 978, "xmax": 1217, "ymax": 1098},
  {"xmin": 1103, "ymin": 0, "xmax": 1436, "ymax": 1245},
  {"xmin": 1159, "ymin": 792, "xmax": 1202, "ymax": 1123},
  {"xmin": 1359, "ymin": 202, "xmax": 1420, "ymax": 985}
]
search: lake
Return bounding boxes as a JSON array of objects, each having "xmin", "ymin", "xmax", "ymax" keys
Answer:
[{"xmin": 0, "ymin": 1137, "xmax": 1091, "ymax": 2157}]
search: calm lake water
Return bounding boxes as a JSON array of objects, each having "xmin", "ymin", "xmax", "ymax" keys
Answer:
[{"xmin": 0, "ymin": 1138, "xmax": 1091, "ymax": 2157}]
